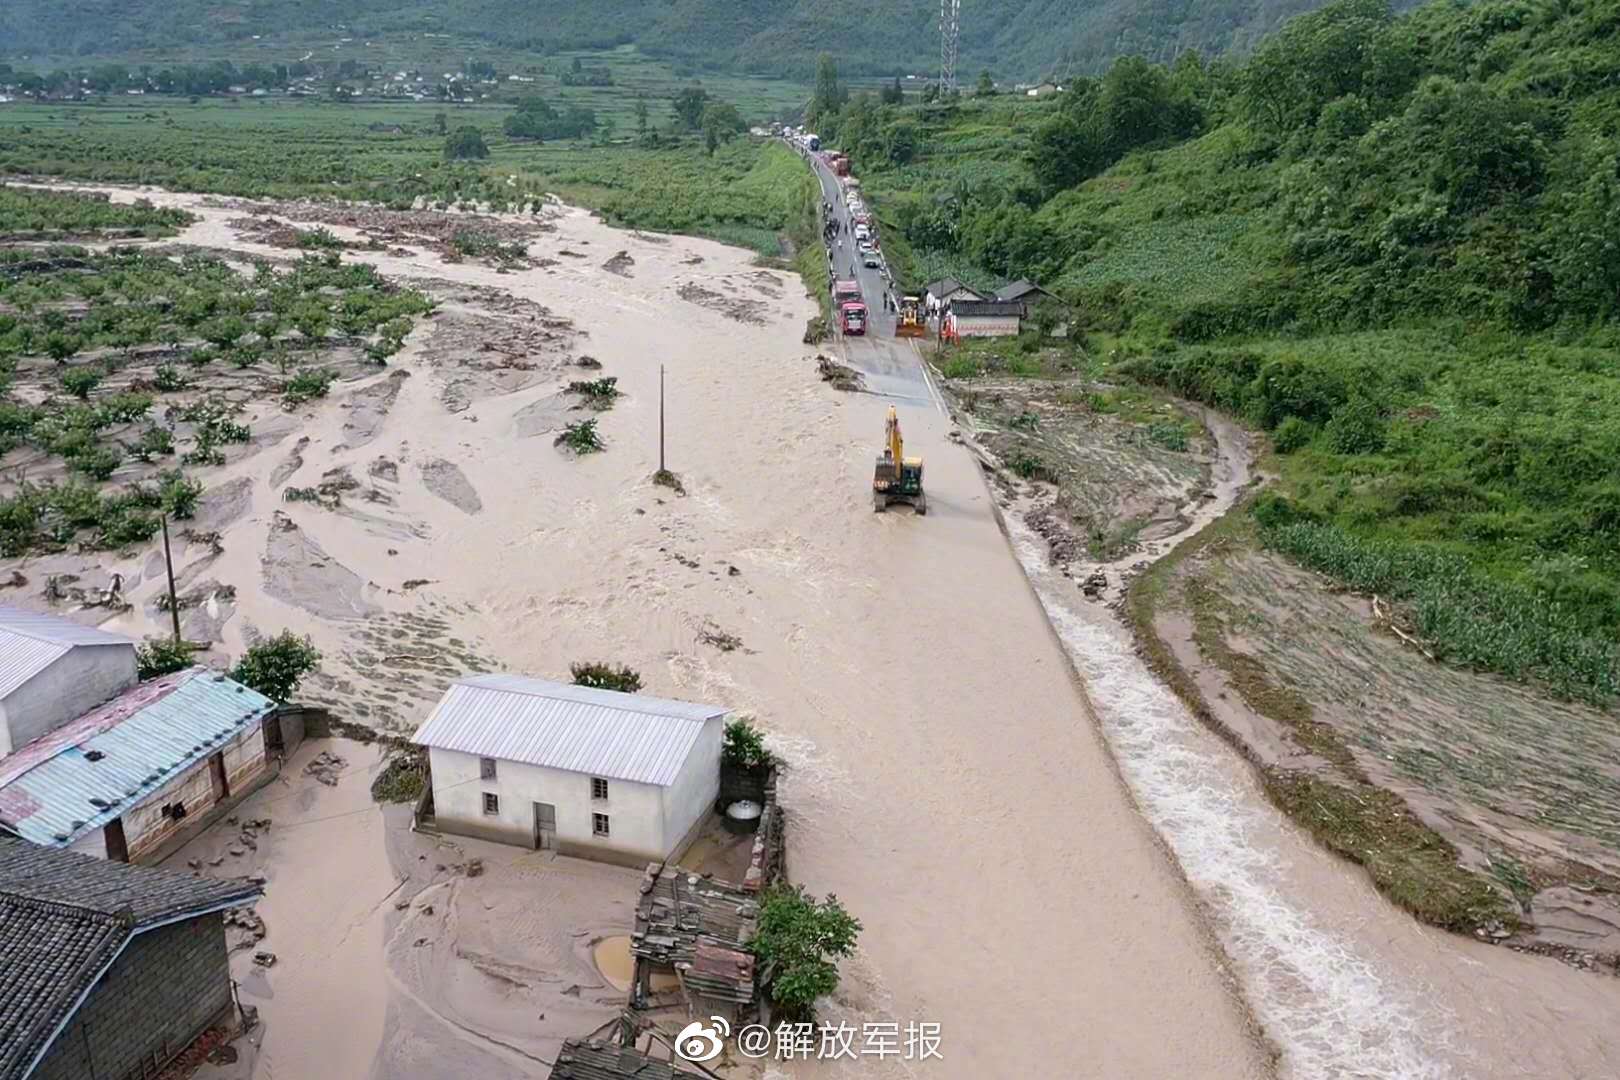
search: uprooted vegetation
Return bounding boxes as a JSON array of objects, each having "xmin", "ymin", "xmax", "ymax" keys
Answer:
[
  {"xmin": 555, "ymin": 418, "xmax": 604, "ymax": 454},
  {"xmin": 0, "ymin": 248, "xmax": 431, "ymax": 555},
  {"xmin": 940, "ymin": 345, "xmax": 1211, "ymax": 568},
  {"xmin": 565, "ymin": 376, "xmax": 620, "ymax": 411}
]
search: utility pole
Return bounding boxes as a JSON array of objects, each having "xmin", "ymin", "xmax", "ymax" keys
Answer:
[
  {"xmin": 659, "ymin": 364, "xmax": 666, "ymax": 473},
  {"xmin": 160, "ymin": 513, "xmax": 181, "ymax": 644}
]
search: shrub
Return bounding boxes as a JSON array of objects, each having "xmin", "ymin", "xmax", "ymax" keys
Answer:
[
  {"xmin": 158, "ymin": 470, "xmax": 203, "ymax": 518},
  {"xmin": 61, "ymin": 368, "xmax": 101, "ymax": 399},
  {"xmin": 569, "ymin": 662, "xmax": 642, "ymax": 693},
  {"xmin": 127, "ymin": 424, "xmax": 172, "ymax": 463},
  {"xmin": 282, "ymin": 368, "xmax": 335, "ymax": 406},
  {"xmin": 153, "ymin": 364, "xmax": 190, "ymax": 392},
  {"xmin": 97, "ymin": 393, "xmax": 153, "ymax": 424},
  {"xmin": 1008, "ymin": 452, "xmax": 1055, "ymax": 481},
  {"xmin": 71, "ymin": 445, "xmax": 122, "ymax": 480},
  {"xmin": 231, "ymin": 631, "xmax": 321, "ymax": 703},
  {"xmin": 1272, "ymin": 416, "xmax": 1312, "ymax": 453},
  {"xmin": 1324, "ymin": 396, "xmax": 1386, "ymax": 454},
  {"xmin": 136, "ymin": 638, "xmax": 195, "ymax": 680},
  {"xmin": 556, "ymin": 419, "xmax": 604, "ymax": 453},
  {"xmin": 722, "ymin": 717, "xmax": 775, "ymax": 770},
  {"xmin": 1147, "ymin": 421, "xmax": 1189, "ymax": 451},
  {"xmin": 566, "ymin": 377, "xmax": 620, "ymax": 410},
  {"xmin": 750, "ymin": 886, "xmax": 861, "ymax": 1020}
]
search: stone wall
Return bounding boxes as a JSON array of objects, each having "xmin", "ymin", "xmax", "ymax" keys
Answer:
[{"xmin": 32, "ymin": 915, "xmax": 233, "ymax": 1080}]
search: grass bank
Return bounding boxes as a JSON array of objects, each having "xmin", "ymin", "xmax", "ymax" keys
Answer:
[{"xmin": 1124, "ymin": 502, "xmax": 1519, "ymax": 934}]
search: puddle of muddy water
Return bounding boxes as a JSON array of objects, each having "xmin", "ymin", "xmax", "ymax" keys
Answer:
[{"xmin": 591, "ymin": 936, "xmax": 680, "ymax": 994}]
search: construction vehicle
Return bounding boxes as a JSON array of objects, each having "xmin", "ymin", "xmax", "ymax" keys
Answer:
[
  {"xmin": 895, "ymin": 295, "xmax": 927, "ymax": 338},
  {"xmin": 840, "ymin": 301, "xmax": 868, "ymax": 336},
  {"xmin": 872, "ymin": 406, "xmax": 926, "ymax": 514}
]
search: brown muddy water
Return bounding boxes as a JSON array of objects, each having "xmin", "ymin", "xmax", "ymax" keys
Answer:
[{"xmin": 18, "ymin": 182, "xmax": 1619, "ymax": 1079}]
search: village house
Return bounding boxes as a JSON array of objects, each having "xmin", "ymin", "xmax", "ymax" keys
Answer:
[
  {"xmin": 947, "ymin": 299, "xmax": 1026, "ymax": 337},
  {"xmin": 0, "ymin": 836, "xmax": 261, "ymax": 1080},
  {"xmin": 0, "ymin": 607, "xmax": 135, "ymax": 756},
  {"xmin": 412, "ymin": 675, "xmax": 728, "ymax": 866},
  {"xmin": 994, "ymin": 278, "xmax": 1062, "ymax": 315},
  {"xmin": 924, "ymin": 277, "xmax": 986, "ymax": 315},
  {"xmin": 0, "ymin": 606, "xmax": 279, "ymax": 864}
]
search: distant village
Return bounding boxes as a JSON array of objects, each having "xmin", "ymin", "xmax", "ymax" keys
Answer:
[{"xmin": 0, "ymin": 53, "xmax": 566, "ymax": 106}]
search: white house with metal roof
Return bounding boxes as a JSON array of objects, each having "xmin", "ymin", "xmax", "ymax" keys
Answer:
[
  {"xmin": 0, "ymin": 605, "xmax": 137, "ymax": 756},
  {"xmin": 412, "ymin": 675, "xmax": 728, "ymax": 866}
]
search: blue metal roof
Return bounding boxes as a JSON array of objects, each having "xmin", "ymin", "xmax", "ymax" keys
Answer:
[{"xmin": 0, "ymin": 668, "xmax": 276, "ymax": 848}]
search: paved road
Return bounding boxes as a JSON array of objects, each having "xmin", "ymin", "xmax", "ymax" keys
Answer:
[{"xmin": 802, "ymin": 146, "xmax": 943, "ymax": 412}]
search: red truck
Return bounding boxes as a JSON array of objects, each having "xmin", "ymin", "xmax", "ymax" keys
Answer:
[
  {"xmin": 834, "ymin": 279, "xmax": 862, "ymax": 306},
  {"xmin": 840, "ymin": 301, "xmax": 868, "ymax": 336}
]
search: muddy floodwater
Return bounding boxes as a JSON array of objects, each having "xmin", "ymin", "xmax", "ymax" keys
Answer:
[{"xmin": 22, "ymin": 182, "xmax": 1617, "ymax": 1079}]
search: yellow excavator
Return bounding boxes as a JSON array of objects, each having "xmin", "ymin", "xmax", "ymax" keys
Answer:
[
  {"xmin": 895, "ymin": 295, "xmax": 927, "ymax": 338},
  {"xmin": 872, "ymin": 406, "xmax": 926, "ymax": 514}
]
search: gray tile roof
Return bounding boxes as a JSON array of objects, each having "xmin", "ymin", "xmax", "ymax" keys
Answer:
[
  {"xmin": 0, "ymin": 837, "xmax": 260, "ymax": 1078},
  {"xmin": 0, "ymin": 606, "xmax": 132, "ymax": 699},
  {"xmin": 549, "ymin": 1040, "xmax": 702, "ymax": 1080},
  {"xmin": 412, "ymin": 675, "xmax": 728, "ymax": 787}
]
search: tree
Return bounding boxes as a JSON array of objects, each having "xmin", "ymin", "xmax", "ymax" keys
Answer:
[
  {"xmin": 42, "ymin": 332, "xmax": 80, "ymax": 365},
  {"xmin": 231, "ymin": 631, "xmax": 321, "ymax": 703},
  {"xmin": 433, "ymin": 111, "xmax": 447, "ymax": 135},
  {"xmin": 976, "ymin": 70, "xmax": 995, "ymax": 97},
  {"xmin": 136, "ymin": 638, "xmax": 195, "ymax": 680},
  {"xmin": 570, "ymin": 661, "xmax": 642, "ymax": 693},
  {"xmin": 634, "ymin": 93, "xmax": 649, "ymax": 135},
  {"xmin": 701, "ymin": 100, "xmax": 744, "ymax": 155},
  {"xmin": 60, "ymin": 368, "xmax": 101, "ymax": 400},
  {"xmin": 722, "ymin": 718, "xmax": 776, "ymax": 770},
  {"xmin": 751, "ymin": 886, "xmax": 862, "ymax": 1020},
  {"xmin": 810, "ymin": 53, "xmax": 845, "ymax": 127},
  {"xmin": 881, "ymin": 76, "xmax": 904, "ymax": 105},
  {"xmin": 671, "ymin": 86, "xmax": 709, "ymax": 131},
  {"xmin": 443, "ymin": 126, "xmax": 489, "ymax": 160}
]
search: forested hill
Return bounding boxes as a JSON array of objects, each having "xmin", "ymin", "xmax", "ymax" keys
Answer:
[{"xmin": 0, "ymin": 0, "xmax": 1384, "ymax": 79}]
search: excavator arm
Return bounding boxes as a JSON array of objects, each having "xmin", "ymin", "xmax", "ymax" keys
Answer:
[{"xmin": 885, "ymin": 406, "xmax": 903, "ymax": 467}]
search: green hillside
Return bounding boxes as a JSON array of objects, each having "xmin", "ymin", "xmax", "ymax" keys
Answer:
[
  {"xmin": 0, "ymin": 0, "xmax": 1391, "ymax": 80},
  {"xmin": 827, "ymin": 0, "xmax": 1620, "ymax": 702}
]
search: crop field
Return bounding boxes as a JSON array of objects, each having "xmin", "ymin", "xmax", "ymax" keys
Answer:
[
  {"xmin": 0, "ymin": 239, "xmax": 432, "ymax": 555},
  {"xmin": 0, "ymin": 185, "xmax": 195, "ymax": 239},
  {"xmin": 0, "ymin": 101, "xmax": 815, "ymax": 251}
]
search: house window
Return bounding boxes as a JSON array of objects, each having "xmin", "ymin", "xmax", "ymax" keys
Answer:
[
  {"xmin": 480, "ymin": 757, "xmax": 497, "ymax": 780},
  {"xmin": 592, "ymin": 813, "xmax": 610, "ymax": 838},
  {"xmin": 591, "ymin": 777, "xmax": 609, "ymax": 801},
  {"xmin": 482, "ymin": 792, "xmax": 499, "ymax": 816}
]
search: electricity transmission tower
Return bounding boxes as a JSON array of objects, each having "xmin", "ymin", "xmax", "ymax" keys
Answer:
[{"xmin": 940, "ymin": 0, "xmax": 961, "ymax": 93}]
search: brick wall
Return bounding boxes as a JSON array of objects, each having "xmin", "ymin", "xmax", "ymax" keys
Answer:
[{"xmin": 32, "ymin": 915, "xmax": 233, "ymax": 1080}]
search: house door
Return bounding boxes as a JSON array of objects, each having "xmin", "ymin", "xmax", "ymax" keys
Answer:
[
  {"xmin": 533, "ymin": 802, "xmax": 556, "ymax": 851},
  {"xmin": 209, "ymin": 751, "xmax": 230, "ymax": 802},
  {"xmin": 104, "ymin": 818, "xmax": 130, "ymax": 862}
]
